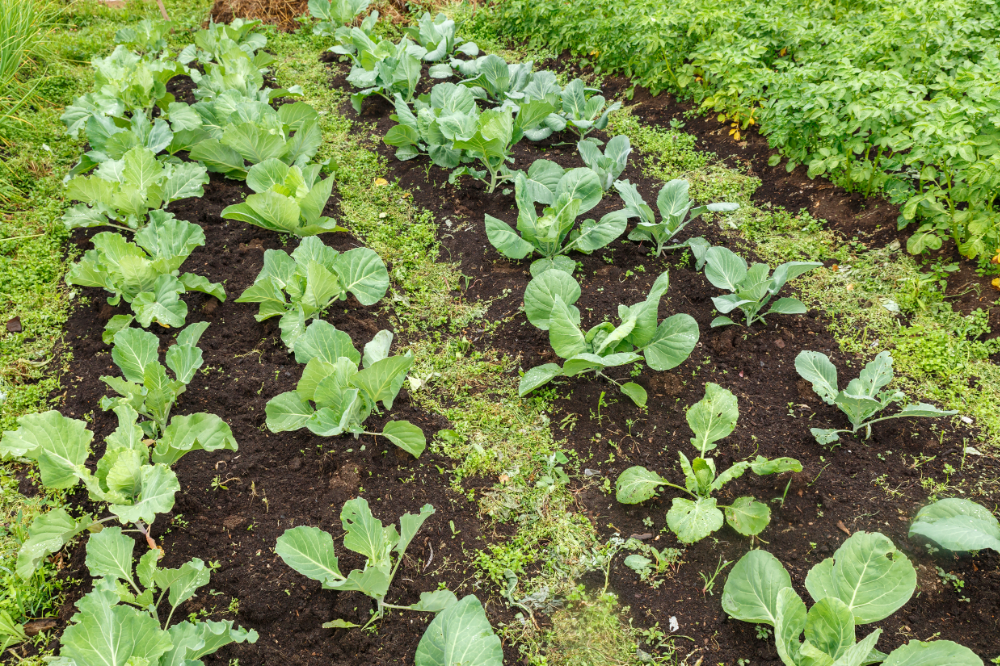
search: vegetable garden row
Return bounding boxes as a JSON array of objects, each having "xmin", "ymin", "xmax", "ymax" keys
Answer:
[{"xmin": 2, "ymin": 1, "xmax": 999, "ymax": 664}]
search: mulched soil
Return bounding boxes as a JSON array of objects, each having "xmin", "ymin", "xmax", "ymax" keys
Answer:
[{"xmin": 12, "ymin": 53, "xmax": 1000, "ymax": 665}]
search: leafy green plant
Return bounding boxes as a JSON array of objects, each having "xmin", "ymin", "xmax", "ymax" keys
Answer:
[
  {"xmin": 414, "ymin": 595, "xmax": 503, "ymax": 666},
  {"xmin": 795, "ymin": 350, "xmax": 957, "ymax": 445},
  {"xmin": 308, "ymin": 0, "xmax": 372, "ymax": 37},
  {"xmin": 188, "ymin": 100, "xmax": 321, "ymax": 180},
  {"xmin": 337, "ymin": 30, "xmax": 426, "ymax": 112},
  {"xmin": 721, "ymin": 535, "xmax": 983, "ymax": 666},
  {"xmin": 519, "ymin": 270, "xmax": 699, "ymax": 406},
  {"xmin": 448, "ymin": 101, "xmax": 555, "ymax": 193},
  {"xmin": 402, "ymin": 12, "xmax": 478, "ymax": 64},
  {"xmin": 179, "ymin": 18, "xmax": 270, "ymax": 67},
  {"xmin": 702, "ymin": 246, "xmax": 821, "ymax": 327},
  {"xmin": 265, "ymin": 322, "xmax": 425, "ymax": 456},
  {"xmin": 66, "ymin": 213, "xmax": 225, "ymax": 330},
  {"xmin": 616, "ymin": 178, "xmax": 737, "ymax": 260},
  {"xmin": 221, "ymin": 158, "xmax": 343, "ymax": 236},
  {"xmin": 63, "ymin": 146, "xmax": 209, "ymax": 231},
  {"xmin": 909, "ymin": 498, "xmax": 1000, "ymax": 554},
  {"xmin": 54, "ymin": 527, "xmax": 257, "ymax": 666},
  {"xmin": 67, "ymin": 113, "xmax": 176, "ymax": 178},
  {"xmin": 485, "ymin": 163, "xmax": 627, "ymax": 273},
  {"xmin": 457, "ymin": 53, "xmax": 536, "ymax": 103},
  {"xmin": 383, "ymin": 83, "xmax": 477, "ymax": 167},
  {"xmin": 114, "ymin": 19, "xmax": 172, "ymax": 56},
  {"xmin": 561, "ymin": 79, "xmax": 620, "ymax": 141},
  {"xmin": 578, "ymin": 136, "xmax": 630, "ymax": 191},
  {"xmin": 615, "ymin": 383, "xmax": 800, "ymax": 543},
  {"xmin": 188, "ymin": 42, "xmax": 297, "ymax": 104},
  {"xmin": 235, "ymin": 237, "xmax": 388, "ymax": 350}
]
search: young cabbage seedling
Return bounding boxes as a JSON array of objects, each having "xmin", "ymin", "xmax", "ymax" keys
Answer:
[
  {"xmin": 579, "ymin": 136, "xmax": 631, "ymax": 191},
  {"xmin": 616, "ymin": 178, "xmax": 738, "ymax": 262},
  {"xmin": 265, "ymin": 322, "xmax": 426, "ymax": 456},
  {"xmin": 795, "ymin": 350, "xmax": 957, "ymax": 445},
  {"xmin": 702, "ymin": 246, "xmax": 821, "ymax": 327},
  {"xmin": 519, "ymin": 270, "xmax": 699, "ymax": 406},
  {"xmin": 178, "ymin": 17, "xmax": 270, "ymax": 66},
  {"xmin": 335, "ymin": 30, "xmax": 426, "ymax": 112},
  {"xmin": 53, "ymin": 527, "xmax": 257, "ymax": 666},
  {"xmin": 66, "ymin": 214, "xmax": 225, "ymax": 332},
  {"xmin": 308, "ymin": 0, "xmax": 372, "ymax": 39},
  {"xmin": 721, "ymin": 533, "xmax": 982, "ymax": 666},
  {"xmin": 485, "ymin": 163, "xmax": 628, "ymax": 275},
  {"xmin": 383, "ymin": 83, "xmax": 478, "ymax": 167},
  {"xmin": 616, "ymin": 383, "xmax": 801, "ymax": 543},
  {"xmin": 221, "ymin": 158, "xmax": 345, "ymax": 236},
  {"xmin": 561, "ymin": 79, "xmax": 621, "ymax": 141},
  {"xmin": 403, "ymin": 11, "xmax": 478, "ymax": 65},
  {"xmin": 457, "ymin": 53, "xmax": 536, "ymax": 103},
  {"xmin": 909, "ymin": 498, "xmax": 1000, "ymax": 555},
  {"xmin": 235, "ymin": 236, "xmax": 388, "ymax": 351}
]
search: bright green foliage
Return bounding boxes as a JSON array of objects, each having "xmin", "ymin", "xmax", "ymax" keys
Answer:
[
  {"xmin": 560, "ymin": 79, "xmax": 620, "ymax": 140},
  {"xmin": 67, "ymin": 113, "xmax": 176, "ymax": 178},
  {"xmin": 403, "ymin": 12, "xmax": 479, "ymax": 63},
  {"xmin": 0, "ymin": 400, "xmax": 236, "ymax": 577},
  {"xmin": 55, "ymin": 528, "xmax": 257, "ymax": 666},
  {"xmin": 383, "ymin": 83, "xmax": 477, "ymax": 167},
  {"xmin": 276, "ymin": 499, "xmax": 451, "ymax": 624},
  {"xmin": 66, "ymin": 214, "xmax": 225, "ymax": 330},
  {"xmin": 114, "ymin": 19, "xmax": 173, "ymax": 56},
  {"xmin": 309, "ymin": 0, "xmax": 372, "ymax": 38},
  {"xmin": 703, "ymin": 246, "xmax": 820, "ymax": 327},
  {"xmin": 63, "ymin": 146, "xmax": 209, "ymax": 231},
  {"xmin": 188, "ymin": 99, "xmax": 321, "ymax": 180},
  {"xmin": 457, "ymin": 53, "xmax": 536, "ymax": 102},
  {"xmin": 60, "ymin": 46, "xmax": 190, "ymax": 137},
  {"xmin": 795, "ymin": 350, "xmax": 957, "ymax": 445},
  {"xmin": 722, "ymin": 539, "xmax": 981, "ymax": 666},
  {"xmin": 188, "ymin": 41, "xmax": 297, "ymax": 103},
  {"xmin": 615, "ymin": 383, "xmax": 800, "ymax": 543},
  {"xmin": 337, "ymin": 29, "xmax": 427, "ymax": 112},
  {"xmin": 179, "ymin": 18, "xmax": 270, "ymax": 68},
  {"xmin": 518, "ymin": 270, "xmax": 699, "ymax": 406},
  {"xmin": 485, "ymin": 163, "xmax": 626, "ymax": 272},
  {"xmin": 222, "ymin": 159, "xmax": 344, "ymax": 236},
  {"xmin": 617, "ymin": 178, "xmax": 738, "ymax": 259},
  {"xmin": 235, "ymin": 237, "xmax": 388, "ymax": 350},
  {"xmin": 414, "ymin": 595, "xmax": 503, "ymax": 666},
  {"xmin": 264, "ymin": 323, "xmax": 425, "ymax": 456},
  {"xmin": 908, "ymin": 498, "xmax": 1000, "ymax": 554},
  {"xmin": 578, "ymin": 136, "xmax": 630, "ymax": 191}
]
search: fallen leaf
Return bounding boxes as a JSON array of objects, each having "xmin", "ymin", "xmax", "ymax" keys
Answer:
[
  {"xmin": 374, "ymin": 178, "xmax": 388, "ymax": 187},
  {"xmin": 836, "ymin": 520, "xmax": 851, "ymax": 536},
  {"xmin": 498, "ymin": 474, "xmax": 509, "ymax": 484},
  {"xmin": 24, "ymin": 619, "xmax": 57, "ymax": 636},
  {"xmin": 6, "ymin": 316, "xmax": 21, "ymax": 333}
]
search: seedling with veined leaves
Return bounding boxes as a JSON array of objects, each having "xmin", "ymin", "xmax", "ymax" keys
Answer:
[
  {"xmin": 702, "ymin": 246, "xmax": 821, "ymax": 327},
  {"xmin": 51, "ymin": 528, "xmax": 257, "ymax": 666},
  {"xmin": 485, "ymin": 163, "xmax": 628, "ymax": 274},
  {"xmin": 276, "ymin": 498, "xmax": 502, "ymax": 665},
  {"xmin": 221, "ymin": 158, "xmax": 344, "ymax": 236},
  {"xmin": 616, "ymin": 383, "xmax": 801, "ymax": 543},
  {"xmin": 114, "ymin": 19, "xmax": 172, "ymax": 56},
  {"xmin": 334, "ymin": 29, "xmax": 427, "ymax": 112},
  {"xmin": 616, "ymin": 178, "xmax": 738, "ymax": 261},
  {"xmin": 383, "ymin": 83, "xmax": 477, "ymax": 168},
  {"xmin": 561, "ymin": 79, "xmax": 621, "ymax": 141},
  {"xmin": 403, "ymin": 12, "xmax": 479, "ymax": 64},
  {"xmin": 795, "ymin": 350, "xmax": 957, "ymax": 445},
  {"xmin": 307, "ymin": 0, "xmax": 372, "ymax": 39},
  {"xmin": 579, "ymin": 136, "xmax": 631, "ymax": 191},
  {"xmin": 179, "ymin": 18, "xmax": 270, "ymax": 67},
  {"xmin": 265, "ymin": 322, "xmax": 426, "ymax": 456},
  {"xmin": 722, "ymin": 533, "xmax": 983, "ymax": 666},
  {"xmin": 909, "ymin": 498, "xmax": 1000, "ymax": 555},
  {"xmin": 518, "ymin": 270, "xmax": 699, "ymax": 407},
  {"xmin": 235, "ymin": 236, "xmax": 388, "ymax": 351},
  {"xmin": 66, "ymin": 214, "xmax": 225, "ymax": 331}
]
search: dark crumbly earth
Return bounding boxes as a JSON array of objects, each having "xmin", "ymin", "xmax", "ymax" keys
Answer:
[{"xmin": 16, "ymin": 53, "xmax": 1000, "ymax": 665}]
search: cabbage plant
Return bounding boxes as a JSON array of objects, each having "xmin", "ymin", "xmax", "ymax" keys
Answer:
[
  {"xmin": 66, "ymin": 214, "xmax": 225, "ymax": 330},
  {"xmin": 616, "ymin": 383, "xmax": 800, "ymax": 542},
  {"xmin": 485, "ymin": 164, "xmax": 627, "ymax": 273},
  {"xmin": 721, "ymin": 535, "xmax": 983, "ymax": 666},
  {"xmin": 235, "ymin": 237, "xmax": 388, "ymax": 350},
  {"xmin": 54, "ymin": 528, "xmax": 256, "ymax": 666},
  {"xmin": 561, "ymin": 79, "xmax": 620, "ymax": 141},
  {"xmin": 909, "ymin": 498, "xmax": 1000, "ymax": 554},
  {"xmin": 617, "ymin": 178, "xmax": 738, "ymax": 260},
  {"xmin": 519, "ymin": 270, "xmax": 699, "ymax": 406},
  {"xmin": 702, "ymin": 247, "xmax": 821, "ymax": 327},
  {"xmin": 189, "ymin": 43, "xmax": 298, "ymax": 104},
  {"xmin": 265, "ymin": 323, "xmax": 425, "ymax": 456},
  {"xmin": 222, "ymin": 159, "xmax": 343, "ymax": 236},
  {"xmin": 383, "ymin": 83, "xmax": 478, "ymax": 167},
  {"xmin": 457, "ymin": 53, "xmax": 536, "ymax": 103},
  {"xmin": 67, "ymin": 114, "xmax": 175, "ymax": 178},
  {"xmin": 308, "ymin": 0, "xmax": 372, "ymax": 37},
  {"xmin": 795, "ymin": 350, "xmax": 957, "ymax": 445},
  {"xmin": 403, "ymin": 12, "xmax": 478, "ymax": 63},
  {"xmin": 335, "ymin": 30, "xmax": 427, "ymax": 112},
  {"xmin": 579, "ymin": 136, "xmax": 631, "ymax": 191},
  {"xmin": 114, "ymin": 19, "xmax": 172, "ymax": 56},
  {"xmin": 179, "ymin": 18, "xmax": 270, "ymax": 67},
  {"xmin": 63, "ymin": 146, "xmax": 209, "ymax": 231}
]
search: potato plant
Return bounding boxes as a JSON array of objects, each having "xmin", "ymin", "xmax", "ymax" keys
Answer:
[
  {"xmin": 616, "ymin": 383, "xmax": 800, "ymax": 542},
  {"xmin": 519, "ymin": 270, "xmax": 699, "ymax": 406},
  {"xmin": 722, "ymin": 534, "xmax": 983, "ymax": 665}
]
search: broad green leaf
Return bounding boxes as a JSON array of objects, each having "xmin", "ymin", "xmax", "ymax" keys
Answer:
[
  {"xmin": 85, "ymin": 527, "xmax": 136, "ymax": 584},
  {"xmin": 60, "ymin": 590, "xmax": 173, "ymax": 666},
  {"xmin": 112, "ymin": 327, "xmax": 159, "ymax": 383},
  {"xmin": 704, "ymin": 246, "xmax": 748, "ymax": 291},
  {"xmin": 554, "ymin": 168, "xmax": 602, "ymax": 214},
  {"xmin": 832, "ymin": 629, "xmax": 883, "ymax": 666},
  {"xmin": 909, "ymin": 498, "xmax": 1000, "ymax": 553},
  {"xmin": 805, "ymin": 597, "xmax": 855, "ymax": 662},
  {"xmin": 414, "ymin": 595, "xmax": 503, "ymax": 666},
  {"xmin": 804, "ymin": 531, "xmax": 916, "ymax": 624},
  {"xmin": 687, "ymin": 382, "xmax": 738, "ymax": 455},
  {"xmin": 620, "ymin": 382, "xmax": 647, "ymax": 407},
  {"xmin": 397, "ymin": 503, "xmax": 434, "ymax": 555},
  {"xmin": 750, "ymin": 456, "xmax": 803, "ymax": 476},
  {"xmin": 615, "ymin": 466, "xmax": 665, "ymax": 504},
  {"xmin": 774, "ymin": 587, "xmax": 807, "ymax": 666},
  {"xmin": 485, "ymin": 215, "xmax": 533, "ymax": 260},
  {"xmin": 881, "ymin": 640, "xmax": 984, "ymax": 666},
  {"xmin": 725, "ymin": 497, "xmax": 771, "ymax": 536},
  {"xmin": 529, "ymin": 254, "xmax": 576, "ymax": 277},
  {"xmin": 265, "ymin": 391, "xmax": 315, "ymax": 432},
  {"xmin": 160, "ymin": 161, "xmax": 209, "ymax": 204},
  {"xmin": 16, "ymin": 509, "xmax": 93, "ymax": 580},
  {"xmin": 382, "ymin": 420, "xmax": 426, "ymax": 458},
  {"xmin": 189, "ymin": 139, "xmax": 247, "ymax": 178},
  {"xmin": 1, "ymin": 411, "xmax": 92, "ymax": 490},
  {"xmin": 331, "ymin": 247, "xmax": 390, "ymax": 306},
  {"xmin": 666, "ymin": 497, "xmax": 724, "ymax": 543},
  {"xmin": 363, "ymin": 330, "xmax": 394, "ymax": 368},
  {"xmin": 110, "ymin": 464, "xmax": 180, "ymax": 524},
  {"xmin": 164, "ymin": 339, "xmax": 204, "ymax": 385},
  {"xmin": 352, "ymin": 354, "xmax": 413, "ymax": 410},
  {"xmin": 892, "ymin": 403, "xmax": 958, "ymax": 419},
  {"xmin": 160, "ymin": 558, "xmax": 210, "ymax": 607},
  {"xmin": 548, "ymin": 295, "xmax": 587, "ymax": 359},
  {"xmin": 518, "ymin": 363, "xmax": 562, "ymax": 396},
  {"xmin": 293, "ymin": 321, "xmax": 361, "ymax": 366},
  {"xmin": 275, "ymin": 525, "xmax": 345, "ymax": 587},
  {"xmin": 524, "ymin": 269, "xmax": 580, "ymax": 330},
  {"xmin": 643, "ymin": 313, "xmax": 699, "ymax": 371},
  {"xmin": 571, "ymin": 209, "xmax": 628, "ymax": 253},
  {"xmin": 179, "ymin": 273, "xmax": 226, "ymax": 301},
  {"xmin": 795, "ymin": 351, "xmax": 839, "ymax": 405},
  {"xmin": 152, "ymin": 413, "xmax": 238, "ymax": 466},
  {"xmin": 722, "ymin": 549, "xmax": 793, "ymax": 625},
  {"xmin": 767, "ymin": 297, "xmax": 807, "ymax": 315},
  {"xmin": 161, "ymin": 619, "xmax": 258, "ymax": 666},
  {"xmin": 409, "ymin": 590, "xmax": 458, "ymax": 613},
  {"xmin": 341, "ymin": 497, "xmax": 393, "ymax": 564},
  {"xmin": 770, "ymin": 261, "xmax": 822, "ymax": 292}
]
